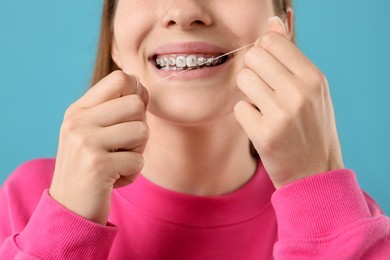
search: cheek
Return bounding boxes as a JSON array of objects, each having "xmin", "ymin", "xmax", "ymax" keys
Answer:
[
  {"xmin": 113, "ymin": 2, "xmax": 154, "ymax": 57},
  {"xmin": 218, "ymin": 2, "xmax": 274, "ymax": 43}
]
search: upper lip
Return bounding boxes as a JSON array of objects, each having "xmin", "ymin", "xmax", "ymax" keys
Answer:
[{"xmin": 149, "ymin": 41, "xmax": 232, "ymax": 60}]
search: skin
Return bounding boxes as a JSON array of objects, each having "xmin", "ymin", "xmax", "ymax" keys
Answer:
[
  {"xmin": 50, "ymin": 73, "xmax": 149, "ymax": 224},
  {"xmin": 49, "ymin": 0, "xmax": 344, "ymax": 225},
  {"xmin": 235, "ymin": 18, "xmax": 344, "ymax": 188}
]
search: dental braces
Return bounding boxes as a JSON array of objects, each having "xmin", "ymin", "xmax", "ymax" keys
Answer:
[
  {"xmin": 156, "ymin": 55, "xmax": 223, "ymax": 69},
  {"xmin": 148, "ymin": 42, "xmax": 255, "ymax": 86}
]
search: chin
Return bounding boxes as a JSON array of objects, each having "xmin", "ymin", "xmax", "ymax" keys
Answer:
[{"xmin": 146, "ymin": 89, "xmax": 239, "ymax": 126}]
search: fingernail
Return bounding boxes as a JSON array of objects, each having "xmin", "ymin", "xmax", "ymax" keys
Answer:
[
  {"xmin": 267, "ymin": 16, "xmax": 288, "ymax": 36},
  {"xmin": 134, "ymin": 75, "xmax": 142, "ymax": 96}
]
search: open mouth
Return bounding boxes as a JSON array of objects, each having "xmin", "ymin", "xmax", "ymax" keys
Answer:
[{"xmin": 151, "ymin": 54, "xmax": 230, "ymax": 71}]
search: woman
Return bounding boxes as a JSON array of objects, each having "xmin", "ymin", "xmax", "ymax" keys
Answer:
[{"xmin": 1, "ymin": 0, "xmax": 389, "ymax": 258}]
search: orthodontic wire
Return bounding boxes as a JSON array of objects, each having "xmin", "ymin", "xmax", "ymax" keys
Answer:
[{"xmin": 147, "ymin": 42, "xmax": 256, "ymax": 86}]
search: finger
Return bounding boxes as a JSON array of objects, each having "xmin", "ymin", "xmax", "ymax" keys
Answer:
[
  {"xmin": 136, "ymin": 82, "xmax": 149, "ymax": 108},
  {"xmin": 114, "ymin": 176, "xmax": 135, "ymax": 189},
  {"xmin": 76, "ymin": 70, "xmax": 140, "ymax": 108},
  {"xmin": 258, "ymin": 28, "xmax": 318, "ymax": 78},
  {"xmin": 109, "ymin": 151, "xmax": 144, "ymax": 183},
  {"xmin": 234, "ymin": 100, "xmax": 265, "ymax": 145},
  {"xmin": 245, "ymin": 45, "xmax": 294, "ymax": 93},
  {"xmin": 236, "ymin": 68, "xmax": 277, "ymax": 115},
  {"xmin": 266, "ymin": 16, "xmax": 288, "ymax": 37},
  {"xmin": 88, "ymin": 94, "xmax": 146, "ymax": 127},
  {"xmin": 101, "ymin": 121, "xmax": 149, "ymax": 152}
]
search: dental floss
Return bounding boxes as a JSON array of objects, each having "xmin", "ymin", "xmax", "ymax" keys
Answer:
[{"xmin": 147, "ymin": 42, "xmax": 256, "ymax": 86}]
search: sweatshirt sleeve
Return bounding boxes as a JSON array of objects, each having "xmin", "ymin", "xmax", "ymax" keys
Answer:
[
  {"xmin": 0, "ymin": 159, "xmax": 117, "ymax": 259},
  {"xmin": 271, "ymin": 169, "xmax": 390, "ymax": 259}
]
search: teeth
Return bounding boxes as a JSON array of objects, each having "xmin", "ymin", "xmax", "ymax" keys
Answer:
[
  {"xmin": 155, "ymin": 54, "xmax": 224, "ymax": 70},
  {"xmin": 169, "ymin": 57, "xmax": 176, "ymax": 66},
  {"xmin": 197, "ymin": 57, "xmax": 207, "ymax": 66},
  {"xmin": 163, "ymin": 58, "xmax": 169, "ymax": 66},
  {"xmin": 176, "ymin": 56, "xmax": 187, "ymax": 68},
  {"xmin": 186, "ymin": 55, "xmax": 197, "ymax": 68}
]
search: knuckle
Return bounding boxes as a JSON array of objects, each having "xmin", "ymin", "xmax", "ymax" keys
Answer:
[
  {"xmin": 276, "ymin": 107, "xmax": 291, "ymax": 123},
  {"xmin": 111, "ymin": 70, "xmax": 129, "ymax": 83},
  {"xmin": 71, "ymin": 129, "xmax": 92, "ymax": 148},
  {"xmin": 85, "ymin": 153, "xmax": 106, "ymax": 174},
  {"xmin": 61, "ymin": 117, "xmax": 78, "ymax": 136},
  {"xmin": 61, "ymin": 111, "xmax": 85, "ymax": 136},
  {"xmin": 63, "ymin": 103, "xmax": 78, "ymax": 119},
  {"xmin": 293, "ymin": 91, "xmax": 307, "ymax": 113},
  {"xmin": 273, "ymin": 109, "xmax": 294, "ymax": 135},
  {"xmin": 80, "ymin": 132, "xmax": 96, "ymax": 147},
  {"xmin": 61, "ymin": 120, "xmax": 95, "ymax": 149},
  {"xmin": 309, "ymin": 69, "xmax": 326, "ymax": 86},
  {"xmin": 111, "ymin": 70, "xmax": 131, "ymax": 90},
  {"xmin": 288, "ymin": 86, "xmax": 307, "ymax": 114},
  {"xmin": 129, "ymin": 94, "xmax": 145, "ymax": 109}
]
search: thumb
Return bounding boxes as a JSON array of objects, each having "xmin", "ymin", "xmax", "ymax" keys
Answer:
[
  {"xmin": 255, "ymin": 16, "xmax": 288, "ymax": 46},
  {"xmin": 267, "ymin": 16, "xmax": 288, "ymax": 37},
  {"xmin": 136, "ymin": 79, "xmax": 149, "ymax": 108}
]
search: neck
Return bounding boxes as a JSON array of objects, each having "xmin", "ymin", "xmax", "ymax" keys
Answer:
[{"xmin": 141, "ymin": 112, "xmax": 258, "ymax": 196}]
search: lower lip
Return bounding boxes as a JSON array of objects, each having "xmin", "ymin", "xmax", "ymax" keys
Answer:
[{"xmin": 151, "ymin": 58, "xmax": 233, "ymax": 81}]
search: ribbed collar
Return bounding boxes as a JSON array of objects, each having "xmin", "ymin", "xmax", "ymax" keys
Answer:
[{"xmin": 116, "ymin": 161, "xmax": 274, "ymax": 227}]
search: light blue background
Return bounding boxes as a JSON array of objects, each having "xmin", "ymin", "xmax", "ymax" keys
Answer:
[{"xmin": 1, "ymin": 1, "xmax": 389, "ymax": 214}]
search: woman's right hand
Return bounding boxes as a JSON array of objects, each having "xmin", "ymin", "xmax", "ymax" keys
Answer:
[{"xmin": 49, "ymin": 71, "xmax": 149, "ymax": 225}]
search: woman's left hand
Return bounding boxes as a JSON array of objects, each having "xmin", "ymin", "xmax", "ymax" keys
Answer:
[{"xmin": 235, "ymin": 18, "xmax": 344, "ymax": 189}]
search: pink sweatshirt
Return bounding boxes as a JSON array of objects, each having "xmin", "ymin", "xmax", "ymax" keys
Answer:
[{"xmin": 0, "ymin": 158, "xmax": 389, "ymax": 259}]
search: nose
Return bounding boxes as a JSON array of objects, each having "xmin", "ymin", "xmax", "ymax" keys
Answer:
[{"xmin": 162, "ymin": 0, "xmax": 213, "ymax": 30}]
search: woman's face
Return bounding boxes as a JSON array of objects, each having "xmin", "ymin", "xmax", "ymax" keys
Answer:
[{"xmin": 112, "ymin": 0, "xmax": 275, "ymax": 125}]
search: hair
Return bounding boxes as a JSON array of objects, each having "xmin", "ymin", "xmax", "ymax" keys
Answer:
[
  {"xmin": 91, "ymin": 0, "xmax": 294, "ymax": 86},
  {"xmin": 90, "ymin": 0, "xmax": 294, "ymax": 160}
]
